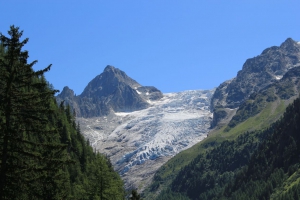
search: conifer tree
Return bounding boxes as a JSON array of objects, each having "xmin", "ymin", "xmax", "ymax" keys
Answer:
[
  {"xmin": 0, "ymin": 25, "xmax": 126, "ymax": 200},
  {"xmin": 130, "ymin": 189, "xmax": 142, "ymax": 200},
  {"xmin": 0, "ymin": 26, "xmax": 70, "ymax": 199}
]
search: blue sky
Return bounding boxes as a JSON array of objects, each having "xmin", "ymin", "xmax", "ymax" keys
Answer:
[{"xmin": 1, "ymin": 1, "xmax": 300, "ymax": 94}]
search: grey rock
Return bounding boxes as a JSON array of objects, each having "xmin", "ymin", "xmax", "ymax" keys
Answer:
[
  {"xmin": 136, "ymin": 86, "xmax": 164, "ymax": 101},
  {"xmin": 56, "ymin": 65, "xmax": 163, "ymax": 117},
  {"xmin": 211, "ymin": 38, "xmax": 300, "ymax": 127},
  {"xmin": 56, "ymin": 86, "xmax": 82, "ymax": 117},
  {"xmin": 226, "ymin": 65, "xmax": 300, "ymax": 130}
]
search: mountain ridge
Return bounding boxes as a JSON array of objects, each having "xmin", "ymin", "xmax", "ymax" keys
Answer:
[{"xmin": 210, "ymin": 38, "xmax": 300, "ymax": 128}]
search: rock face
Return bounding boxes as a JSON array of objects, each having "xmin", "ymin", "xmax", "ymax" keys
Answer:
[
  {"xmin": 211, "ymin": 38, "xmax": 300, "ymax": 128},
  {"xmin": 226, "ymin": 65, "xmax": 300, "ymax": 131},
  {"xmin": 56, "ymin": 65, "xmax": 163, "ymax": 117}
]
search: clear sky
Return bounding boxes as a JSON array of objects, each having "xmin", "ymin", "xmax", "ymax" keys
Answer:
[{"xmin": 1, "ymin": 1, "xmax": 300, "ymax": 94}]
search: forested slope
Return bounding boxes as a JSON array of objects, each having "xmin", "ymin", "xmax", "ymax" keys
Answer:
[
  {"xmin": 144, "ymin": 71, "xmax": 298, "ymax": 200},
  {"xmin": 223, "ymin": 96, "xmax": 300, "ymax": 200},
  {"xmin": 154, "ymin": 95, "xmax": 300, "ymax": 200},
  {"xmin": 0, "ymin": 26, "xmax": 125, "ymax": 199}
]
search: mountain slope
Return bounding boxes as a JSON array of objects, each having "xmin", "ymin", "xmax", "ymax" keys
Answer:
[
  {"xmin": 77, "ymin": 89, "xmax": 214, "ymax": 190},
  {"xmin": 226, "ymin": 65, "xmax": 300, "ymax": 131},
  {"xmin": 211, "ymin": 38, "xmax": 300, "ymax": 128},
  {"xmin": 143, "ymin": 38, "xmax": 300, "ymax": 199},
  {"xmin": 150, "ymin": 81, "xmax": 300, "ymax": 200},
  {"xmin": 143, "ymin": 85, "xmax": 293, "ymax": 199},
  {"xmin": 160, "ymin": 95, "xmax": 300, "ymax": 200},
  {"xmin": 220, "ymin": 96, "xmax": 300, "ymax": 200}
]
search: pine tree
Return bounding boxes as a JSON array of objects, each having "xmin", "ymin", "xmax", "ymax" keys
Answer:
[
  {"xmin": 0, "ymin": 26, "xmax": 70, "ymax": 199},
  {"xmin": 130, "ymin": 189, "xmax": 142, "ymax": 200}
]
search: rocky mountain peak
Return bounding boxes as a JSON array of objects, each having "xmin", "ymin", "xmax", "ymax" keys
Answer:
[
  {"xmin": 80, "ymin": 65, "xmax": 140, "ymax": 98},
  {"xmin": 279, "ymin": 38, "xmax": 300, "ymax": 53},
  {"xmin": 104, "ymin": 65, "xmax": 140, "ymax": 87},
  {"xmin": 103, "ymin": 65, "xmax": 121, "ymax": 74},
  {"xmin": 104, "ymin": 64, "xmax": 115, "ymax": 71},
  {"xmin": 103, "ymin": 65, "xmax": 129, "ymax": 80},
  {"xmin": 56, "ymin": 65, "xmax": 163, "ymax": 117},
  {"xmin": 59, "ymin": 86, "xmax": 75, "ymax": 99}
]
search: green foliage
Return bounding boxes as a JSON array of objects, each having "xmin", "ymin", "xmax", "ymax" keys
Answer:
[
  {"xmin": 130, "ymin": 189, "xmax": 142, "ymax": 200},
  {"xmin": 222, "ymin": 96, "xmax": 300, "ymax": 199},
  {"xmin": 273, "ymin": 179, "xmax": 300, "ymax": 200},
  {"xmin": 157, "ymin": 95, "xmax": 300, "ymax": 200},
  {"xmin": 155, "ymin": 189, "xmax": 190, "ymax": 200},
  {"xmin": 170, "ymin": 131, "xmax": 263, "ymax": 200},
  {"xmin": 57, "ymin": 103, "xmax": 125, "ymax": 200},
  {"xmin": 0, "ymin": 26, "xmax": 125, "ymax": 199},
  {"xmin": 0, "ymin": 25, "xmax": 69, "ymax": 199}
]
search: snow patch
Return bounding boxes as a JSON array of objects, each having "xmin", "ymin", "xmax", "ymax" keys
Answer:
[{"xmin": 115, "ymin": 112, "xmax": 130, "ymax": 117}]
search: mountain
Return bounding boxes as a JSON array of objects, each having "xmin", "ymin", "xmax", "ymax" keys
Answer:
[
  {"xmin": 57, "ymin": 38, "xmax": 300, "ymax": 198},
  {"xmin": 57, "ymin": 65, "xmax": 214, "ymax": 190},
  {"xmin": 211, "ymin": 38, "xmax": 300, "ymax": 128},
  {"xmin": 143, "ymin": 38, "xmax": 300, "ymax": 199},
  {"xmin": 144, "ymin": 71, "xmax": 300, "ymax": 199},
  {"xmin": 56, "ymin": 65, "xmax": 163, "ymax": 117}
]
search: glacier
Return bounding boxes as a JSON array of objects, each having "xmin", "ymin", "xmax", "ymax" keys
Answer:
[{"xmin": 77, "ymin": 89, "xmax": 214, "ymax": 189}]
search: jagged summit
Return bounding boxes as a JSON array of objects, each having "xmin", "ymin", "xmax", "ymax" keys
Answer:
[
  {"xmin": 104, "ymin": 64, "xmax": 115, "ymax": 71},
  {"xmin": 261, "ymin": 38, "xmax": 299, "ymax": 55},
  {"xmin": 56, "ymin": 65, "xmax": 163, "ymax": 117},
  {"xmin": 103, "ymin": 65, "xmax": 138, "ymax": 85},
  {"xmin": 59, "ymin": 86, "xmax": 75, "ymax": 99},
  {"xmin": 103, "ymin": 65, "xmax": 122, "ymax": 73},
  {"xmin": 80, "ymin": 65, "xmax": 140, "ymax": 98},
  {"xmin": 280, "ymin": 38, "xmax": 300, "ymax": 53}
]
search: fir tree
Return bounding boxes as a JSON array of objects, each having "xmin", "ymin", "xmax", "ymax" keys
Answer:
[
  {"xmin": 130, "ymin": 189, "xmax": 142, "ymax": 200},
  {"xmin": 0, "ymin": 26, "xmax": 70, "ymax": 199},
  {"xmin": 0, "ymin": 25, "xmax": 126, "ymax": 200}
]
